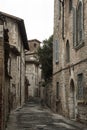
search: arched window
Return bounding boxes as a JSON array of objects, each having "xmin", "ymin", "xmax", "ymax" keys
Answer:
[
  {"xmin": 78, "ymin": 0, "xmax": 83, "ymax": 43},
  {"xmin": 73, "ymin": 0, "xmax": 84, "ymax": 48},
  {"xmin": 66, "ymin": 40, "xmax": 70, "ymax": 63}
]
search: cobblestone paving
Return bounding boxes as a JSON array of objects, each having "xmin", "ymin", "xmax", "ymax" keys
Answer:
[{"xmin": 6, "ymin": 99, "xmax": 87, "ymax": 130}]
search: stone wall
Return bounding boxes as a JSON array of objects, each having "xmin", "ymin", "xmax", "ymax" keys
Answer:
[
  {"xmin": 0, "ymin": 24, "xmax": 5, "ymax": 130},
  {"xmin": 0, "ymin": 12, "xmax": 28, "ymax": 129},
  {"xmin": 53, "ymin": 0, "xmax": 87, "ymax": 123},
  {"xmin": 6, "ymin": 17, "xmax": 26, "ymax": 109},
  {"xmin": 20, "ymin": 44, "xmax": 26, "ymax": 105},
  {"xmin": 45, "ymin": 80, "xmax": 53, "ymax": 108},
  {"xmin": 25, "ymin": 39, "xmax": 42, "ymax": 98},
  {"xmin": 28, "ymin": 39, "xmax": 40, "ymax": 52}
]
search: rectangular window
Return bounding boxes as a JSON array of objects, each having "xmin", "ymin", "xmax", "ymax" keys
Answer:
[
  {"xmin": 77, "ymin": 73, "xmax": 83, "ymax": 100},
  {"xmin": 58, "ymin": 0, "xmax": 61, "ymax": 19},
  {"xmin": 56, "ymin": 82, "xmax": 59, "ymax": 99}
]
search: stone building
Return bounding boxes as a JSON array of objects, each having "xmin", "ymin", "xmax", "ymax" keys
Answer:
[
  {"xmin": 25, "ymin": 39, "xmax": 42, "ymax": 98},
  {"xmin": 0, "ymin": 11, "xmax": 29, "ymax": 130},
  {"xmin": 53, "ymin": 0, "xmax": 87, "ymax": 123},
  {"xmin": 0, "ymin": 21, "xmax": 5, "ymax": 130}
]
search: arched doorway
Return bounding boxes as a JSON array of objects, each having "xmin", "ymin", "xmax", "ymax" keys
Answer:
[{"xmin": 69, "ymin": 79, "xmax": 75, "ymax": 119}]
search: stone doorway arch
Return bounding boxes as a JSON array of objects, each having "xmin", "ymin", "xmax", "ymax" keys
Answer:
[{"xmin": 69, "ymin": 79, "xmax": 75, "ymax": 119}]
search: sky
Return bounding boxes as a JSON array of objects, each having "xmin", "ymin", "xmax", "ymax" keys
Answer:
[{"xmin": 0, "ymin": 0, "xmax": 54, "ymax": 42}]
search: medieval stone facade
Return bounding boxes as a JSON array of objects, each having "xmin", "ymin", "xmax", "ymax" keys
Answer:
[
  {"xmin": 25, "ymin": 39, "xmax": 42, "ymax": 98},
  {"xmin": 0, "ymin": 22, "xmax": 5, "ymax": 130},
  {"xmin": 53, "ymin": 0, "xmax": 87, "ymax": 123},
  {"xmin": 0, "ymin": 11, "xmax": 29, "ymax": 130}
]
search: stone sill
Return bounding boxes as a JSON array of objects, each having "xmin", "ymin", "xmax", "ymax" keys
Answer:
[
  {"xmin": 74, "ymin": 41, "xmax": 84, "ymax": 50},
  {"xmin": 77, "ymin": 100, "xmax": 87, "ymax": 105}
]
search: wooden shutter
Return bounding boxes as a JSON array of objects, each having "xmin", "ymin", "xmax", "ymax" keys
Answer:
[
  {"xmin": 80, "ymin": 1, "xmax": 83, "ymax": 42},
  {"xmin": 0, "ymin": 25, "xmax": 3, "ymax": 38},
  {"xmin": 53, "ymin": 41, "xmax": 55, "ymax": 62},
  {"xmin": 73, "ymin": 7, "xmax": 77, "ymax": 46},
  {"xmin": 69, "ymin": 0, "xmax": 72, "ymax": 12},
  {"xmin": 53, "ymin": 40, "xmax": 59, "ymax": 63},
  {"xmin": 58, "ymin": 0, "xmax": 61, "ymax": 19},
  {"xmin": 78, "ymin": 0, "xmax": 83, "ymax": 43},
  {"xmin": 55, "ymin": 40, "xmax": 58, "ymax": 63}
]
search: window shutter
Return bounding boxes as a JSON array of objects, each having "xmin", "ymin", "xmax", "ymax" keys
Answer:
[
  {"xmin": 69, "ymin": 0, "xmax": 72, "ymax": 12},
  {"xmin": 53, "ymin": 41, "xmax": 55, "ymax": 62},
  {"xmin": 53, "ymin": 40, "xmax": 59, "ymax": 63},
  {"xmin": 58, "ymin": 0, "xmax": 61, "ymax": 19},
  {"xmin": 81, "ymin": 1, "xmax": 83, "ymax": 32},
  {"xmin": 73, "ymin": 7, "xmax": 77, "ymax": 46},
  {"xmin": 55, "ymin": 40, "xmax": 58, "ymax": 63},
  {"xmin": 0, "ymin": 25, "xmax": 4, "ymax": 38},
  {"xmin": 78, "ymin": 0, "xmax": 83, "ymax": 44},
  {"xmin": 80, "ymin": 1, "xmax": 83, "ymax": 41}
]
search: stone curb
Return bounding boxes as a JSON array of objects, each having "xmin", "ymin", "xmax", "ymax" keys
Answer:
[{"xmin": 52, "ymin": 113, "xmax": 87, "ymax": 130}]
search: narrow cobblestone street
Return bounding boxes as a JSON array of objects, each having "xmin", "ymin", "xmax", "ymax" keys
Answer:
[{"xmin": 6, "ymin": 98, "xmax": 87, "ymax": 130}]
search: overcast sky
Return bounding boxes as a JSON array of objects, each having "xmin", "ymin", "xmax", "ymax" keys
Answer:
[{"xmin": 0, "ymin": 0, "xmax": 54, "ymax": 42}]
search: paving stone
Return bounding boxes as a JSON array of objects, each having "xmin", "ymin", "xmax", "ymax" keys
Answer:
[{"xmin": 6, "ymin": 98, "xmax": 87, "ymax": 130}]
